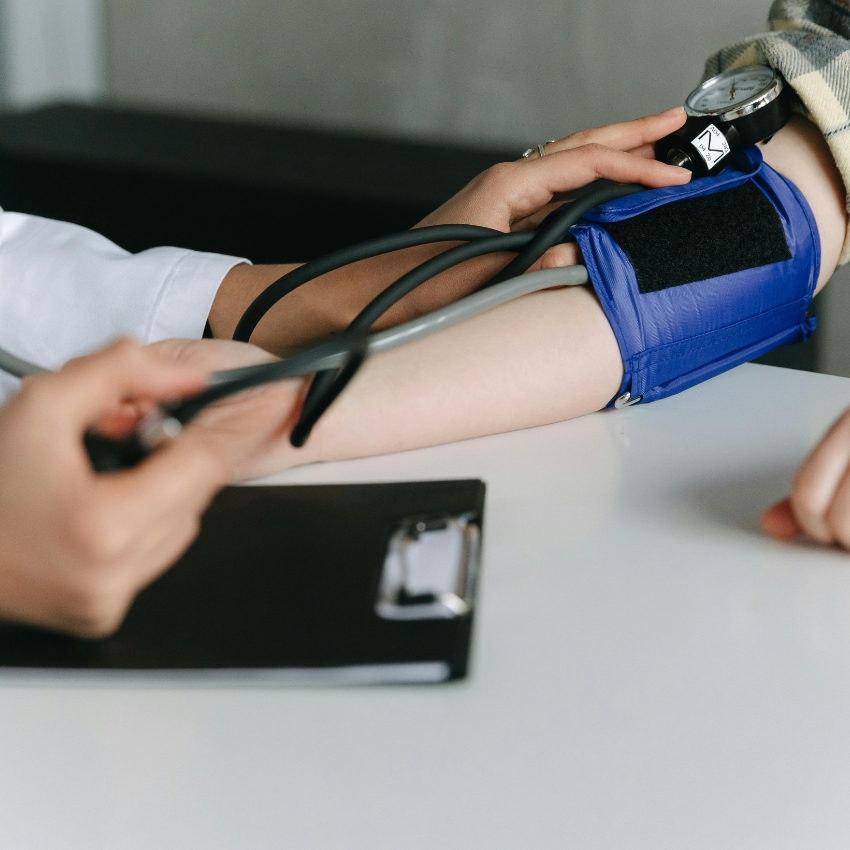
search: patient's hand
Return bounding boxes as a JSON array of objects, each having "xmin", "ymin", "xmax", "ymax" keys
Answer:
[
  {"xmin": 209, "ymin": 109, "xmax": 690, "ymax": 354},
  {"xmin": 203, "ymin": 111, "xmax": 850, "ymax": 488},
  {"xmin": 758, "ymin": 116, "xmax": 849, "ymax": 548},
  {"xmin": 762, "ymin": 405, "xmax": 850, "ymax": 548}
]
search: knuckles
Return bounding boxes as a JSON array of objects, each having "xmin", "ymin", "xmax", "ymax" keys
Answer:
[
  {"xmin": 480, "ymin": 161, "xmax": 519, "ymax": 191},
  {"xmin": 571, "ymin": 143, "xmax": 620, "ymax": 171},
  {"xmin": 56, "ymin": 514, "xmax": 132, "ymax": 636},
  {"xmin": 63, "ymin": 499, "xmax": 131, "ymax": 565},
  {"xmin": 536, "ymin": 244, "xmax": 579, "ymax": 270},
  {"xmin": 574, "ymin": 142, "xmax": 606, "ymax": 156},
  {"xmin": 59, "ymin": 573, "xmax": 131, "ymax": 638},
  {"xmin": 563, "ymin": 128, "xmax": 593, "ymax": 147}
]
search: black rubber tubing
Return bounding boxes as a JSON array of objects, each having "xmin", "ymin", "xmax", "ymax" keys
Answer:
[
  {"xmin": 289, "ymin": 182, "xmax": 646, "ymax": 446},
  {"xmin": 166, "ymin": 334, "xmax": 368, "ymax": 424},
  {"xmin": 225, "ymin": 179, "xmax": 647, "ymax": 448},
  {"xmin": 88, "ymin": 182, "xmax": 649, "ymax": 470},
  {"xmin": 85, "ymin": 334, "xmax": 370, "ymax": 472},
  {"xmin": 289, "ymin": 230, "xmax": 534, "ymax": 446}
]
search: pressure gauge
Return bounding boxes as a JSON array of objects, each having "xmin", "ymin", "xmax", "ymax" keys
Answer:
[{"xmin": 655, "ymin": 65, "xmax": 793, "ymax": 177}]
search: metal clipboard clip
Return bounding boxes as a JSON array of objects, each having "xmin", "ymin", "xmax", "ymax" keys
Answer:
[{"xmin": 375, "ymin": 513, "xmax": 481, "ymax": 621}]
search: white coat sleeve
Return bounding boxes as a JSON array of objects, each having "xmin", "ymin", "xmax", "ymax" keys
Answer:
[{"xmin": 0, "ymin": 210, "xmax": 248, "ymax": 402}]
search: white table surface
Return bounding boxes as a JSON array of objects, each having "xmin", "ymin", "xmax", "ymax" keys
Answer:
[{"xmin": 3, "ymin": 363, "xmax": 850, "ymax": 849}]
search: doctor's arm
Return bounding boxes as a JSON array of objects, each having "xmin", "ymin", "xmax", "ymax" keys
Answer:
[{"xmin": 206, "ymin": 109, "xmax": 693, "ymax": 353}]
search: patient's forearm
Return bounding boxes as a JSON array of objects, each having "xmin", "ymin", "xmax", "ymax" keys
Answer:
[{"xmin": 242, "ymin": 284, "xmax": 621, "ymax": 477}]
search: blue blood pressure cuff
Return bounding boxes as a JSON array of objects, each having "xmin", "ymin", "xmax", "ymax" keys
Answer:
[{"xmin": 568, "ymin": 146, "xmax": 819, "ymax": 407}]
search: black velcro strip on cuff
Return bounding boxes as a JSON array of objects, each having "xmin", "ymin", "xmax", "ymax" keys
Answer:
[{"xmin": 598, "ymin": 182, "xmax": 792, "ymax": 294}]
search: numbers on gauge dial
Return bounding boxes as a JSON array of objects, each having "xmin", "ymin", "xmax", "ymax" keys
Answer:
[{"xmin": 688, "ymin": 66, "xmax": 775, "ymax": 114}]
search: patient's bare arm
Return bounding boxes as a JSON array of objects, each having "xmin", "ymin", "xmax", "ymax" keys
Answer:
[
  {"xmin": 758, "ymin": 114, "xmax": 846, "ymax": 293},
  {"xmin": 221, "ymin": 113, "xmax": 846, "ymax": 481}
]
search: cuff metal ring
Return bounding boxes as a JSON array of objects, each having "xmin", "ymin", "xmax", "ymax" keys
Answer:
[{"xmin": 522, "ymin": 140, "xmax": 556, "ymax": 159}]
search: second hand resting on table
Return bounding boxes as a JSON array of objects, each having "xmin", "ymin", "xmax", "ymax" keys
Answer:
[{"xmin": 762, "ymin": 408, "xmax": 850, "ymax": 550}]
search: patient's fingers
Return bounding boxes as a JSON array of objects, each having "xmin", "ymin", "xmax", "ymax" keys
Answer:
[
  {"xmin": 788, "ymin": 408, "xmax": 850, "ymax": 543},
  {"xmin": 509, "ymin": 139, "xmax": 665, "ymax": 231},
  {"xmin": 761, "ymin": 498, "xmax": 802, "ymax": 540},
  {"xmin": 825, "ymin": 465, "xmax": 850, "ymax": 549},
  {"xmin": 526, "ymin": 144, "xmax": 690, "ymax": 199},
  {"xmin": 628, "ymin": 143, "xmax": 657, "ymax": 160},
  {"xmin": 525, "ymin": 243, "xmax": 581, "ymax": 273},
  {"xmin": 521, "ymin": 108, "xmax": 686, "ymax": 160}
]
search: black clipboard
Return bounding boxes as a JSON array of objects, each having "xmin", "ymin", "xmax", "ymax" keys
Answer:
[{"xmin": 0, "ymin": 480, "xmax": 486, "ymax": 685}]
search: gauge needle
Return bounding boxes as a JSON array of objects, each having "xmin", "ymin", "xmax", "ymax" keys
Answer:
[{"xmin": 730, "ymin": 85, "xmax": 737, "ymax": 100}]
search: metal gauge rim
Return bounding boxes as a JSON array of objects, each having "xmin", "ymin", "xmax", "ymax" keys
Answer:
[{"xmin": 684, "ymin": 65, "xmax": 784, "ymax": 122}]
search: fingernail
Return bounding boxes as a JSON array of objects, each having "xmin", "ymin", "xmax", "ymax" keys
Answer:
[{"xmin": 660, "ymin": 106, "xmax": 685, "ymax": 116}]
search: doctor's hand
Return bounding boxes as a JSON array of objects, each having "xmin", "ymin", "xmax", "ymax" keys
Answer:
[
  {"xmin": 209, "ymin": 108, "xmax": 690, "ymax": 353},
  {"xmin": 386, "ymin": 107, "xmax": 691, "ymax": 322},
  {"xmin": 418, "ymin": 106, "xmax": 690, "ymax": 269},
  {"xmin": 762, "ymin": 406, "xmax": 850, "ymax": 548},
  {"xmin": 0, "ymin": 339, "xmax": 300, "ymax": 637}
]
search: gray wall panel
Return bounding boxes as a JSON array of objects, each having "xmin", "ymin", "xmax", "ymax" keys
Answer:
[{"xmin": 104, "ymin": 0, "xmax": 768, "ymax": 146}]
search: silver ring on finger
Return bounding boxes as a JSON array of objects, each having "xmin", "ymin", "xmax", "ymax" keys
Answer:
[{"xmin": 522, "ymin": 140, "xmax": 556, "ymax": 159}]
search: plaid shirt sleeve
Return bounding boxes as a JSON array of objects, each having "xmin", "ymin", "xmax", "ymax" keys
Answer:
[{"xmin": 705, "ymin": 0, "xmax": 850, "ymax": 263}]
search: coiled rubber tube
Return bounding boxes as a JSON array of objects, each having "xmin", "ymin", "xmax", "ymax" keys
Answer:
[
  {"xmin": 289, "ymin": 230, "xmax": 534, "ymax": 445},
  {"xmin": 289, "ymin": 180, "xmax": 644, "ymax": 445}
]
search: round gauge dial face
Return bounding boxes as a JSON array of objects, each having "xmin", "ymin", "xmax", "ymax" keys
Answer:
[{"xmin": 686, "ymin": 65, "xmax": 776, "ymax": 115}]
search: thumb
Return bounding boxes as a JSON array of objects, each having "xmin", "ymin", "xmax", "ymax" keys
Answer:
[{"xmin": 45, "ymin": 339, "xmax": 207, "ymax": 429}]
